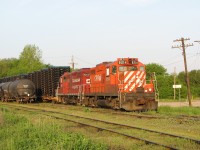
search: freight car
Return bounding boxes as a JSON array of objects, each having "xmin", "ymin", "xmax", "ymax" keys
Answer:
[
  {"xmin": 0, "ymin": 79, "xmax": 35, "ymax": 103},
  {"xmin": 28, "ymin": 66, "xmax": 71, "ymax": 101},
  {"xmin": 57, "ymin": 58, "xmax": 158, "ymax": 111},
  {"xmin": 0, "ymin": 66, "xmax": 71, "ymax": 102}
]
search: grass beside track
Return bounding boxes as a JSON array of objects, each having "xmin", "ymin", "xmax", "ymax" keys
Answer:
[
  {"xmin": 146, "ymin": 106, "xmax": 200, "ymax": 116},
  {"xmin": 0, "ymin": 105, "xmax": 164, "ymax": 150},
  {"xmin": 1, "ymin": 102, "xmax": 200, "ymax": 149},
  {"xmin": 0, "ymin": 108, "xmax": 107, "ymax": 150}
]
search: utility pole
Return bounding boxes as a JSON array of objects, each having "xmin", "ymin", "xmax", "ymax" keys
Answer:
[
  {"xmin": 69, "ymin": 55, "xmax": 77, "ymax": 71},
  {"xmin": 174, "ymin": 67, "xmax": 176, "ymax": 100},
  {"xmin": 172, "ymin": 37, "xmax": 193, "ymax": 106}
]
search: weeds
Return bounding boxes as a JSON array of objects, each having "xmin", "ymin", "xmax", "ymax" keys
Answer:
[{"xmin": 0, "ymin": 109, "xmax": 108, "ymax": 150}]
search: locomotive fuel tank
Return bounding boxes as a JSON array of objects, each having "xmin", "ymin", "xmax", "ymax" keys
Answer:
[{"xmin": 9, "ymin": 79, "xmax": 35, "ymax": 98}]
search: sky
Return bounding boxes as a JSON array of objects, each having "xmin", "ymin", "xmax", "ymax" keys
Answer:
[{"xmin": 0, "ymin": 0, "xmax": 200, "ymax": 74}]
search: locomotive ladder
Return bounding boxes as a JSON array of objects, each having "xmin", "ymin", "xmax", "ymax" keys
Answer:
[{"xmin": 152, "ymin": 72, "xmax": 159, "ymax": 101}]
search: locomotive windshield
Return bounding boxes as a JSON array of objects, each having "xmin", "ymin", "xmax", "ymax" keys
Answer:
[{"xmin": 119, "ymin": 66, "xmax": 137, "ymax": 72}]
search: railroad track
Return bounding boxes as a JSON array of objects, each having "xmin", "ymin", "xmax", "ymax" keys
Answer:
[
  {"xmin": 41, "ymin": 103, "xmax": 200, "ymax": 120},
  {"xmin": 176, "ymin": 114, "xmax": 200, "ymax": 121},
  {"xmin": 1, "ymin": 103, "xmax": 200, "ymax": 150},
  {"xmin": 32, "ymin": 102, "xmax": 161, "ymax": 119}
]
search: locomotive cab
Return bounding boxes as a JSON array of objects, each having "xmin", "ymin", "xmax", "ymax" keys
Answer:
[{"xmin": 115, "ymin": 58, "xmax": 157, "ymax": 111}]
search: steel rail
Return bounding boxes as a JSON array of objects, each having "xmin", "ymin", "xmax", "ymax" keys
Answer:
[
  {"xmin": 1, "ymin": 105, "xmax": 178, "ymax": 150},
  {"xmin": 7, "ymin": 104, "xmax": 200, "ymax": 145},
  {"xmin": 38, "ymin": 103, "xmax": 200, "ymax": 121}
]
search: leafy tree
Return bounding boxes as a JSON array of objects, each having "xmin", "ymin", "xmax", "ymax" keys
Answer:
[
  {"xmin": 17, "ymin": 44, "xmax": 45, "ymax": 74},
  {"xmin": 177, "ymin": 71, "xmax": 186, "ymax": 85},
  {"xmin": 0, "ymin": 44, "xmax": 50, "ymax": 80},
  {"xmin": 145, "ymin": 63, "xmax": 169, "ymax": 99},
  {"xmin": 178, "ymin": 70, "xmax": 200, "ymax": 98},
  {"xmin": 0, "ymin": 58, "xmax": 19, "ymax": 78},
  {"xmin": 146, "ymin": 63, "xmax": 167, "ymax": 80},
  {"xmin": 156, "ymin": 75, "xmax": 174, "ymax": 99},
  {"xmin": 189, "ymin": 70, "xmax": 200, "ymax": 86}
]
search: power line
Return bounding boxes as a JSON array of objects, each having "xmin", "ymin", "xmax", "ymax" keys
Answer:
[
  {"xmin": 73, "ymin": 56, "xmax": 95, "ymax": 66},
  {"xmin": 162, "ymin": 54, "xmax": 196, "ymax": 67},
  {"xmin": 194, "ymin": 41, "xmax": 200, "ymax": 44}
]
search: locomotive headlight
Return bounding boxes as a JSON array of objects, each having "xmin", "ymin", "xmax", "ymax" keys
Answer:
[{"xmin": 149, "ymin": 88, "xmax": 152, "ymax": 91}]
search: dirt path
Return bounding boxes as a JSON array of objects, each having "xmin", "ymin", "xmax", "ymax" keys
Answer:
[{"xmin": 158, "ymin": 100, "xmax": 200, "ymax": 107}]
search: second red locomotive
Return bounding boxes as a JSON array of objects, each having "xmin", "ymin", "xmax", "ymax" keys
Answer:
[{"xmin": 57, "ymin": 58, "xmax": 158, "ymax": 111}]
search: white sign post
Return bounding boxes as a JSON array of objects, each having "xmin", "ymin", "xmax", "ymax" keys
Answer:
[{"xmin": 173, "ymin": 85, "xmax": 182, "ymax": 100}]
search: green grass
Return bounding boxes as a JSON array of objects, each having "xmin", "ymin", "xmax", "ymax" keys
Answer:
[
  {"xmin": 159, "ymin": 98, "xmax": 200, "ymax": 102},
  {"xmin": 157, "ymin": 106, "xmax": 200, "ymax": 116},
  {"xmin": 0, "ymin": 108, "xmax": 108, "ymax": 150},
  {"xmin": 159, "ymin": 99, "xmax": 187, "ymax": 102}
]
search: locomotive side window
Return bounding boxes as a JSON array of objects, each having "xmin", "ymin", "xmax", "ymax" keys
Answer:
[
  {"xmin": 106, "ymin": 68, "xmax": 110, "ymax": 76},
  {"xmin": 128, "ymin": 66, "xmax": 137, "ymax": 71},
  {"xmin": 119, "ymin": 66, "xmax": 127, "ymax": 72},
  {"xmin": 112, "ymin": 66, "xmax": 117, "ymax": 74},
  {"xmin": 140, "ymin": 66, "xmax": 145, "ymax": 71}
]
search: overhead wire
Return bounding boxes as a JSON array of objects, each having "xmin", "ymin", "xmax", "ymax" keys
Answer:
[{"xmin": 188, "ymin": 44, "xmax": 200, "ymax": 70}]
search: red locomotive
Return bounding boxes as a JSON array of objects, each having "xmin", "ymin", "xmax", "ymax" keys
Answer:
[{"xmin": 57, "ymin": 58, "xmax": 158, "ymax": 111}]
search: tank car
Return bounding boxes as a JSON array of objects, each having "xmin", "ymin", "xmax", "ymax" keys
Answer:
[
  {"xmin": 0, "ymin": 83, "xmax": 5, "ymax": 100},
  {"xmin": 57, "ymin": 58, "xmax": 158, "ymax": 111},
  {"xmin": 1, "ymin": 82, "xmax": 12, "ymax": 101},
  {"xmin": 0, "ymin": 79, "xmax": 35, "ymax": 103}
]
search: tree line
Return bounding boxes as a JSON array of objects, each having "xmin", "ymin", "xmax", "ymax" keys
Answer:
[
  {"xmin": 0, "ymin": 44, "xmax": 49, "ymax": 77},
  {"xmin": 146, "ymin": 63, "xmax": 200, "ymax": 100},
  {"xmin": 0, "ymin": 45, "xmax": 199, "ymax": 100}
]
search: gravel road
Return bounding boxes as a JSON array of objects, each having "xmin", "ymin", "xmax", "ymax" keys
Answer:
[{"xmin": 158, "ymin": 100, "xmax": 200, "ymax": 107}]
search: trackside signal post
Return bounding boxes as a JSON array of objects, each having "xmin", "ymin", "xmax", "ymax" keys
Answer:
[{"xmin": 172, "ymin": 37, "xmax": 193, "ymax": 107}]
